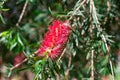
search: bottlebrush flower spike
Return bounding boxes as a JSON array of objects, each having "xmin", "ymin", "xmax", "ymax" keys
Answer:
[
  {"xmin": 14, "ymin": 53, "xmax": 25, "ymax": 66},
  {"xmin": 37, "ymin": 20, "xmax": 70, "ymax": 59}
]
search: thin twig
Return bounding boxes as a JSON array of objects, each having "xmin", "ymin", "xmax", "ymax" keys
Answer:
[
  {"xmin": 16, "ymin": 0, "xmax": 28, "ymax": 27},
  {"xmin": 57, "ymin": 48, "xmax": 67, "ymax": 62},
  {"xmin": 10, "ymin": 58, "xmax": 28, "ymax": 71},
  {"xmin": 90, "ymin": 50, "xmax": 94, "ymax": 80},
  {"xmin": 89, "ymin": 0, "xmax": 93, "ymax": 34},
  {"xmin": 65, "ymin": 54, "xmax": 72, "ymax": 80},
  {"xmin": 68, "ymin": 0, "xmax": 87, "ymax": 20},
  {"xmin": 101, "ymin": 34, "xmax": 114, "ymax": 80},
  {"xmin": 90, "ymin": 0, "xmax": 94, "ymax": 79},
  {"xmin": 109, "ymin": 59, "xmax": 115, "ymax": 80},
  {"xmin": 103, "ymin": 0, "xmax": 111, "ymax": 25},
  {"xmin": 54, "ymin": 70, "xmax": 60, "ymax": 80},
  {"xmin": 101, "ymin": 34, "xmax": 109, "ymax": 51},
  {"xmin": 90, "ymin": 0, "xmax": 101, "ymax": 30}
]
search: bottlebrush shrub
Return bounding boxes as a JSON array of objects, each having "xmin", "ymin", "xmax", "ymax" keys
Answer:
[
  {"xmin": 14, "ymin": 53, "xmax": 25, "ymax": 66},
  {"xmin": 37, "ymin": 20, "xmax": 70, "ymax": 59}
]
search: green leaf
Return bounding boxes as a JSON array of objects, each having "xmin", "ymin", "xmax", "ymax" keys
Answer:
[
  {"xmin": 100, "ymin": 56, "xmax": 108, "ymax": 66},
  {"xmin": 17, "ymin": 33, "xmax": 24, "ymax": 46},
  {"xmin": 106, "ymin": 38, "xmax": 114, "ymax": 43},
  {"xmin": 86, "ymin": 52, "xmax": 90, "ymax": 60},
  {"xmin": 76, "ymin": 11, "xmax": 85, "ymax": 17},
  {"xmin": 48, "ymin": 7, "xmax": 54, "ymax": 16},
  {"xmin": 99, "ymin": 68, "xmax": 109, "ymax": 75},
  {"xmin": 7, "ymin": 69, "xmax": 12, "ymax": 77},
  {"xmin": 0, "ymin": 31, "xmax": 9, "ymax": 37},
  {"xmin": 35, "ymin": 60, "xmax": 42, "ymax": 73},
  {"xmin": 10, "ymin": 42, "xmax": 17, "ymax": 51},
  {"xmin": 0, "ymin": 13, "xmax": 5, "ymax": 24},
  {"xmin": 102, "ymin": 42, "xmax": 107, "ymax": 53},
  {"xmin": 1, "ymin": 8, "xmax": 9, "ymax": 11},
  {"xmin": 48, "ymin": 58, "xmax": 54, "ymax": 69}
]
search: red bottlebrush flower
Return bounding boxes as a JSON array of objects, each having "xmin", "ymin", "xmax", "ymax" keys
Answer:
[
  {"xmin": 37, "ymin": 20, "xmax": 70, "ymax": 59},
  {"xmin": 14, "ymin": 53, "xmax": 25, "ymax": 66}
]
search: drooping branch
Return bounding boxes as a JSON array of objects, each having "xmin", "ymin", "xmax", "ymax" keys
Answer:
[
  {"xmin": 68, "ymin": 0, "xmax": 87, "ymax": 20},
  {"xmin": 89, "ymin": 0, "xmax": 94, "ymax": 79},
  {"xmin": 89, "ymin": 0, "xmax": 115, "ymax": 79},
  {"xmin": 102, "ymin": 35, "xmax": 114, "ymax": 80}
]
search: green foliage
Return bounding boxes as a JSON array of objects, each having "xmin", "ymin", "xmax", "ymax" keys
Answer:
[
  {"xmin": 0, "ymin": 29, "xmax": 26, "ymax": 52},
  {"xmin": 0, "ymin": 0, "xmax": 9, "ymax": 24}
]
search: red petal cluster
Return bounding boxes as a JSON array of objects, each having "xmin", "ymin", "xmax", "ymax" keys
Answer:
[
  {"xmin": 14, "ymin": 53, "xmax": 25, "ymax": 66},
  {"xmin": 37, "ymin": 20, "xmax": 70, "ymax": 59}
]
